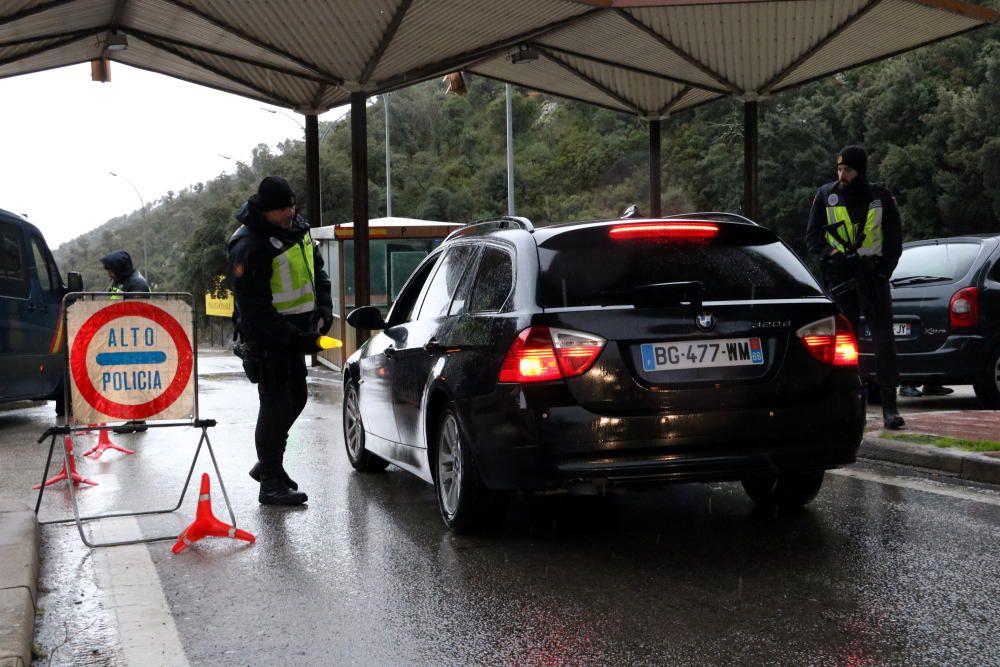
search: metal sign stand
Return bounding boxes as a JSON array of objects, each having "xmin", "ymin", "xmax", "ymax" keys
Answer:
[{"xmin": 33, "ymin": 292, "xmax": 242, "ymax": 548}]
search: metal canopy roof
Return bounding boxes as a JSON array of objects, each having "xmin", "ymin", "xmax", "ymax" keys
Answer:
[
  {"xmin": 1, "ymin": 1, "xmax": 994, "ymax": 116},
  {"xmin": 468, "ymin": 0, "xmax": 997, "ymax": 116}
]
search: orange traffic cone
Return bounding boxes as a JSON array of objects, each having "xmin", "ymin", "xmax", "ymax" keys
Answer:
[
  {"xmin": 172, "ymin": 473, "xmax": 255, "ymax": 554},
  {"xmin": 33, "ymin": 436, "xmax": 98, "ymax": 489},
  {"xmin": 83, "ymin": 426, "xmax": 135, "ymax": 459}
]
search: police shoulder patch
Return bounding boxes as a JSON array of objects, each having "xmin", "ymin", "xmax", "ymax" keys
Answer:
[{"xmin": 827, "ymin": 193, "xmax": 838, "ymax": 206}]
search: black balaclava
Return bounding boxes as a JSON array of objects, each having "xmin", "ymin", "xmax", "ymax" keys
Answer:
[
  {"xmin": 256, "ymin": 176, "xmax": 296, "ymax": 212},
  {"xmin": 836, "ymin": 145, "xmax": 868, "ymax": 196}
]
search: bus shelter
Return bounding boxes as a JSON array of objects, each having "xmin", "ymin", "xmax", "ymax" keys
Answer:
[{"xmin": 312, "ymin": 217, "xmax": 459, "ymax": 369}]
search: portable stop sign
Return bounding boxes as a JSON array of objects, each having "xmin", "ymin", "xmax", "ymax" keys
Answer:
[
  {"xmin": 67, "ymin": 296, "xmax": 195, "ymax": 424},
  {"xmin": 36, "ymin": 293, "xmax": 246, "ymax": 550}
]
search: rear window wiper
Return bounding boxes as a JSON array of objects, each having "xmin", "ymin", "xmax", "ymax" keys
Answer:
[
  {"xmin": 600, "ymin": 281, "xmax": 705, "ymax": 308},
  {"xmin": 890, "ymin": 275, "xmax": 951, "ymax": 287}
]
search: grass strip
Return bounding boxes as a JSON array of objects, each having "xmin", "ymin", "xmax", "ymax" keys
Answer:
[{"xmin": 881, "ymin": 432, "xmax": 1000, "ymax": 453}]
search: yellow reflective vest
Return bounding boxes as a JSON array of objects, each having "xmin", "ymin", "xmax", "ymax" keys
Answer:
[
  {"xmin": 270, "ymin": 231, "xmax": 317, "ymax": 315},
  {"xmin": 824, "ymin": 192, "xmax": 884, "ymax": 257}
]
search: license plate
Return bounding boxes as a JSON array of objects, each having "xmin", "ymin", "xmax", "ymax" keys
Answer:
[
  {"xmin": 640, "ymin": 337, "xmax": 765, "ymax": 371},
  {"xmin": 864, "ymin": 323, "xmax": 912, "ymax": 337}
]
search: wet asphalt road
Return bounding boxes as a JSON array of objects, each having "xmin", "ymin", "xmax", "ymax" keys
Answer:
[{"xmin": 2, "ymin": 352, "xmax": 998, "ymax": 666}]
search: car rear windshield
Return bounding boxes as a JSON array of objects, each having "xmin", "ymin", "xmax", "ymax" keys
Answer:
[
  {"xmin": 892, "ymin": 242, "xmax": 981, "ymax": 282},
  {"xmin": 537, "ymin": 223, "xmax": 824, "ymax": 308}
]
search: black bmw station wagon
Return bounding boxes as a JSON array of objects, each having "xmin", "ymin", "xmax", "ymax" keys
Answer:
[{"xmin": 344, "ymin": 214, "xmax": 865, "ymax": 531}]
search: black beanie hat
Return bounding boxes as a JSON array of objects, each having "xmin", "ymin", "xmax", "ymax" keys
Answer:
[
  {"xmin": 837, "ymin": 145, "xmax": 867, "ymax": 175},
  {"xmin": 257, "ymin": 176, "xmax": 296, "ymax": 212}
]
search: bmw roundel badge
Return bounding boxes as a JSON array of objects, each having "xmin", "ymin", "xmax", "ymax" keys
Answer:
[{"xmin": 696, "ymin": 312, "xmax": 716, "ymax": 331}]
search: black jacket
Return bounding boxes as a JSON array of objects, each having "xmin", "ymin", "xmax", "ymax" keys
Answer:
[
  {"xmin": 100, "ymin": 250, "xmax": 150, "ymax": 293},
  {"xmin": 806, "ymin": 177, "xmax": 903, "ymax": 279},
  {"xmin": 228, "ymin": 196, "xmax": 332, "ymax": 354}
]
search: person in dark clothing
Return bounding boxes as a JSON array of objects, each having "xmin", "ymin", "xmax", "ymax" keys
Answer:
[
  {"xmin": 228, "ymin": 176, "xmax": 334, "ymax": 506},
  {"xmin": 100, "ymin": 250, "xmax": 150, "ymax": 295},
  {"xmin": 806, "ymin": 145, "xmax": 906, "ymax": 429},
  {"xmin": 100, "ymin": 250, "xmax": 151, "ymax": 433}
]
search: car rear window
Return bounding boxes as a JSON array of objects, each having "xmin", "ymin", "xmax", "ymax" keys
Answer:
[
  {"xmin": 537, "ymin": 222, "xmax": 824, "ymax": 308},
  {"xmin": 893, "ymin": 242, "xmax": 981, "ymax": 282}
]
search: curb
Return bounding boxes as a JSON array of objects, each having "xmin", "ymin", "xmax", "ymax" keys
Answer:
[
  {"xmin": 0, "ymin": 502, "xmax": 38, "ymax": 667},
  {"xmin": 860, "ymin": 436, "xmax": 1000, "ymax": 485}
]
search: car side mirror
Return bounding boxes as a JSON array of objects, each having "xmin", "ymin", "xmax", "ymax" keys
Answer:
[
  {"xmin": 66, "ymin": 271, "xmax": 84, "ymax": 293},
  {"xmin": 346, "ymin": 305, "xmax": 387, "ymax": 330}
]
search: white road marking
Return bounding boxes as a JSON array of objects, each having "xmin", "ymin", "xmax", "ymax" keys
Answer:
[
  {"xmin": 92, "ymin": 517, "xmax": 189, "ymax": 666},
  {"xmin": 831, "ymin": 467, "xmax": 1000, "ymax": 506}
]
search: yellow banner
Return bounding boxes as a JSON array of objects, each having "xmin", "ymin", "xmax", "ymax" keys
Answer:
[{"xmin": 205, "ymin": 291, "xmax": 234, "ymax": 317}]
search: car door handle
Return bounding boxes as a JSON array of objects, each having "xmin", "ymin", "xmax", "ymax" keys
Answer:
[
  {"xmin": 424, "ymin": 339, "xmax": 441, "ymax": 355},
  {"xmin": 25, "ymin": 303, "xmax": 36, "ymax": 312},
  {"xmin": 384, "ymin": 346, "xmax": 395, "ymax": 358}
]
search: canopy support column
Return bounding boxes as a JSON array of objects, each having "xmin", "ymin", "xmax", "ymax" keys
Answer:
[
  {"xmin": 305, "ymin": 113, "xmax": 321, "ymax": 227},
  {"xmin": 743, "ymin": 101, "xmax": 759, "ymax": 221},
  {"xmin": 350, "ymin": 92, "xmax": 371, "ymax": 335},
  {"xmin": 649, "ymin": 119, "xmax": 661, "ymax": 217}
]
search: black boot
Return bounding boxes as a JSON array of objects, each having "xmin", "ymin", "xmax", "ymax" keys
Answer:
[
  {"xmin": 258, "ymin": 474, "xmax": 308, "ymax": 506},
  {"xmin": 248, "ymin": 461, "xmax": 298, "ymax": 490},
  {"xmin": 881, "ymin": 387, "xmax": 906, "ymax": 430}
]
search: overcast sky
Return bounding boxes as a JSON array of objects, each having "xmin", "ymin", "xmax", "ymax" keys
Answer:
[{"xmin": 1, "ymin": 63, "xmax": 347, "ymax": 250}]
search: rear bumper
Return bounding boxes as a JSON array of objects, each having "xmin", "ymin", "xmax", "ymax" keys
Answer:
[
  {"xmin": 457, "ymin": 386, "xmax": 865, "ymax": 491},
  {"xmin": 861, "ymin": 334, "xmax": 993, "ymax": 384}
]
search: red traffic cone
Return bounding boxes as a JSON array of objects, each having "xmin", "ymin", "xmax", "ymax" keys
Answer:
[
  {"xmin": 172, "ymin": 473, "xmax": 255, "ymax": 554},
  {"xmin": 83, "ymin": 426, "xmax": 135, "ymax": 459},
  {"xmin": 33, "ymin": 436, "xmax": 98, "ymax": 489}
]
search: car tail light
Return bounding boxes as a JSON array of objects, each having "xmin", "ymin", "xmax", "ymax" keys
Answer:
[
  {"xmin": 949, "ymin": 287, "xmax": 979, "ymax": 328},
  {"xmin": 796, "ymin": 315, "xmax": 858, "ymax": 366},
  {"xmin": 608, "ymin": 221, "xmax": 719, "ymax": 241},
  {"xmin": 498, "ymin": 326, "xmax": 606, "ymax": 383}
]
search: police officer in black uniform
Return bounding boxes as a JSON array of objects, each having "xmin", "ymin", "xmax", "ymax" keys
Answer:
[
  {"xmin": 228, "ymin": 176, "xmax": 333, "ymax": 505},
  {"xmin": 806, "ymin": 146, "xmax": 905, "ymax": 430},
  {"xmin": 101, "ymin": 250, "xmax": 151, "ymax": 433},
  {"xmin": 101, "ymin": 250, "xmax": 150, "ymax": 295}
]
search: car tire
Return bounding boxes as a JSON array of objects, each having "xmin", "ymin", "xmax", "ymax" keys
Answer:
[
  {"xmin": 343, "ymin": 381, "xmax": 389, "ymax": 472},
  {"xmin": 434, "ymin": 404, "xmax": 488, "ymax": 533},
  {"xmin": 973, "ymin": 346, "xmax": 1000, "ymax": 409},
  {"xmin": 741, "ymin": 471, "xmax": 825, "ymax": 508}
]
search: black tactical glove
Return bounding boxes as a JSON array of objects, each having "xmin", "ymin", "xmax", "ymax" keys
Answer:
[
  {"xmin": 315, "ymin": 305, "xmax": 334, "ymax": 335},
  {"xmin": 297, "ymin": 332, "xmax": 321, "ymax": 354}
]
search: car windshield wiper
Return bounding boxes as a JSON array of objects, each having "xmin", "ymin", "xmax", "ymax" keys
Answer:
[{"xmin": 890, "ymin": 275, "xmax": 951, "ymax": 287}]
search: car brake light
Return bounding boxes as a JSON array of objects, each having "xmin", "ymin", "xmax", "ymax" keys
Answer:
[
  {"xmin": 498, "ymin": 326, "xmax": 606, "ymax": 383},
  {"xmin": 797, "ymin": 315, "xmax": 858, "ymax": 366},
  {"xmin": 949, "ymin": 287, "xmax": 979, "ymax": 328},
  {"xmin": 608, "ymin": 221, "xmax": 719, "ymax": 241}
]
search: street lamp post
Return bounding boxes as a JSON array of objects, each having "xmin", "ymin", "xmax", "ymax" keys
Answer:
[{"xmin": 107, "ymin": 170, "xmax": 148, "ymax": 284}]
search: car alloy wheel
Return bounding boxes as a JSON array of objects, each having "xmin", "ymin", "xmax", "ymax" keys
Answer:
[
  {"xmin": 437, "ymin": 413, "xmax": 463, "ymax": 517},
  {"xmin": 434, "ymin": 405, "xmax": 487, "ymax": 532},
  {"xmin": 344, "ymin": 384, "xmax": 363, "ymax": 459},
  {"xmin": 973, "ymin": 346, "xmax": 1000, "ymax": 409},
  {"xmin": 342, "ymin": 381, "xmax": 388, "ymax": 472}
]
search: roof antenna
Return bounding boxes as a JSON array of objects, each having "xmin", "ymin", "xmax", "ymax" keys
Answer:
[{"xmin": 621, "ymin": 204, "xmax": 643, "ymax": 219}]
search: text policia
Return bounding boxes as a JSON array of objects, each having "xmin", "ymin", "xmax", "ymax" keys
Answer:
[{"xmin": 99, "ymin": 325, "xmax": 165, "ymax": 392}]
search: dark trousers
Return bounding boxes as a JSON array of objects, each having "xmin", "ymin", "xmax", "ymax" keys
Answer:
[
  {"xmin": 255, "ymin": 352, "xmax": 308, "ymax": 477},
  {"xmin": 823, "ymin": 258, "xmax": 899, "ymax": 388}
]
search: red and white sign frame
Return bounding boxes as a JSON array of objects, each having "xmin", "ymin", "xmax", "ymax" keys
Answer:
[{"xmin": 66, "ymin": 295, "xmax": 196, "ymax": 424}]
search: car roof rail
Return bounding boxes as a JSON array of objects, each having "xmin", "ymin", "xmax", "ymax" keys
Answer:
[
  {"xmin": 664, "ymin": 211, "xmax": 757, "ymax": 225},
  {"xmin": 445, "ymin": 216, "xmax": 535, "ymax": 241}
]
